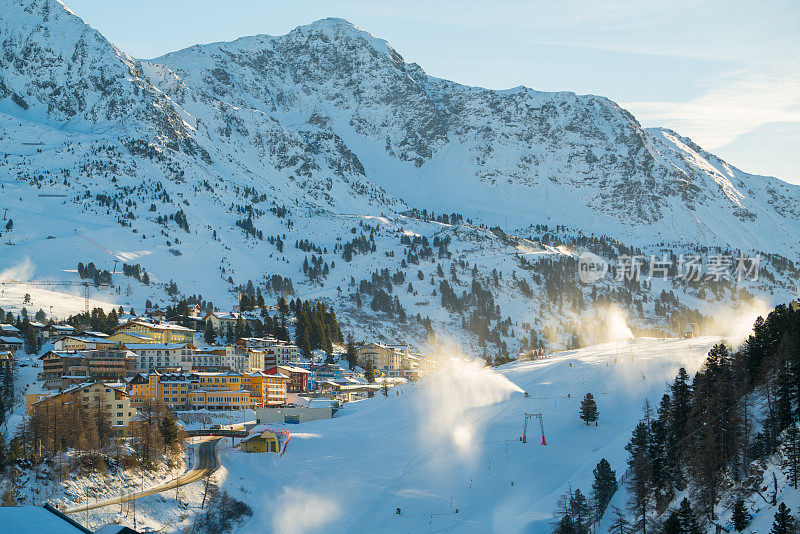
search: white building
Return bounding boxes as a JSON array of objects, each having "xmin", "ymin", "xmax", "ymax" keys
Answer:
[
  {"xmin": 121, "ymin": 342, "xmax": 197, "ymax": 372},
  {"xmin": 236, "ymin": 337, "xmax": 299, "ymax": 366},
  {"xmin": 219, "ymin": 345, "xmax": 247, "ymax": 373}
]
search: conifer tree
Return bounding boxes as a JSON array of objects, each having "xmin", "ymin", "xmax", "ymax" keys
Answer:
[
  {"xmin": 626, "ymin": 421, "xmax": 652, "ymax": 534},
  {"xmin": 554, "ymin": 514, "xmax": 577, "ymax": 534},
  {"xmin": 299, "ymin": 327, "xmax": 312, "ymax": 359},
  {"xmin": 345, "ymin": 334, "xmax": 357, "ymax": 370},
  {"xmin": 731, "ymin": 498, "xmax": 750, "ymax": 532},
  {"xmin": 661, "ymin": 511, "xmax": 680, "ymax": 534},
  {"xmin": 608, "ymin": 506, "xmax": 630, "ymax": 534},
  {"xmin": 592, "ymin": 458, "xmax": 618, "ymax": 519},
  {"xmin": 784, "ymin": 425, "xmax": 800, "ymax": 489},
  {"xmin": 677, "ymin": 498, "xmax": 701, "ymax": 534},
  {"xmin": 570, "ymin": 488, "xmax": 591, "ymax": 533},
  {"xmin": 364, "ymin": 359, "xmax": 375, "ymax": 383},
  {"xmin": 580, "ymin": 393, "xmax": 599, "ymax": 425},
  {"xmin": 771, "ymin": 502, "xmax": 797, "ymax": 534},
  {"xmin": 0, "ymin": 431, "xmax": 6, "ymax": 469},
  {"xmin": 159, "ymin": 416, "xmax": 179, "ymax": 453}
]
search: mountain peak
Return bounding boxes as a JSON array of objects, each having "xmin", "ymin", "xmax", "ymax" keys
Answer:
[
  {"xmin": 288, "ymin": 17, "xmax": 395, "ymax": 57},
  {"xmin": 303, "ymin": 17, "xmax": 358, "ymax": 30}
]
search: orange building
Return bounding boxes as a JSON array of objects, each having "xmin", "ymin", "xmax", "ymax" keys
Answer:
[
  {"xmin": 241, "ymin": 371, "xmax": 289, "ymax": 407},
  {"xmin": 128, "ymin": 370, "xmax": 255, "ymax": 410}
]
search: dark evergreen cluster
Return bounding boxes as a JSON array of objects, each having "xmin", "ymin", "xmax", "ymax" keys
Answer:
[
  {"xmin": 264, "ymin": 274, "xmax": 294, "ymax": 295},
  {"xmin": 291, "ymin": 299, "xmax": 343, "ymax": 359},
  {"xmin": 295, "ymin": 238, "xmax": 324, "ymax": 254},
  {"xmin": 402, "ymin": 208, "xmax": 467, "ymax": 225},
  {"xmin": 267, "ymin": 234, "xmax": 284, "ymax": 252},
  {"xmin": 121, "ymin": 262, "xmax": 150, "ymax": 284},
  {"xmin": 369, "ymin": 290, "xmax": 407, "ymax": 321},
  {"xmin": 340, "ymin": 232, "xmax": 375, "ymax": 262},
  {"xmin": 622, "ymin": 303, "xmax": 800, "ymax": 531},
  {"xmin": 235, "ymin": 215, "xmax": 262, "ymax": 240},
  {"xmin": 553, "ymin": 459, "xmax": 617, "ymax": 534},
  {"xmin": 399, "ymin": 234, "xmax": 435, "ymax": 264},
  {"xmin": 303, "ymin": 254, "xmax": 330, "ymax": 280},
  {"xmin": 237, "ymin": 281, "xmax": 265, "ymax": 312},
  {"xmin": 173, "ymin": 209, "xmax": 189, "ymax": 232},
  {"xmin": 77, "ymin": 261, "xmax": 112, "ymax": 286},
  {"xmin": 65, "ymin": 306, "xmax": 120, "ymax": 334},
  {"xmin": 269, "ymin": 204, "xmax": 288, "ymax": 218},
  {"xmin": 155, "ymin": 209, "xmax": 189, "ymax": 232}
]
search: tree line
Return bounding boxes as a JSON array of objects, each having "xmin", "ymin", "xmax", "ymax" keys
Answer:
[{"xmin": 620, "ymin": 302, "xmax": 800, "ymax": 533}]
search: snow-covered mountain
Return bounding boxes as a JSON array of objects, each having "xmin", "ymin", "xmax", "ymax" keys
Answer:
[
  {"xmin": 0, "ymin": 0, "xmax": 798, "ymax": 351},
  {"xmin": 150, "ymin": 18, "xmax": 800, "ymax": 254}
]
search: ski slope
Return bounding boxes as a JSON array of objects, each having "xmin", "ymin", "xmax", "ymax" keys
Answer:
[{"xmin": 217, "ymin": 336, "xmax": 720, "ymax": 533}]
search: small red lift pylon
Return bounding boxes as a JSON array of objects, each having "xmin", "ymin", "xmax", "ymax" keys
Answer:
[{"xmin": 522, "ymin": 412, "xmax": 546, "ymax": 445}]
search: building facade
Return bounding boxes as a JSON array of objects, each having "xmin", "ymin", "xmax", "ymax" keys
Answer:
[
  {"xmin": 128, "ymin": 370, "xmax": 256, "ymax": 411},
  {"xmin": 112, "ymin": 320, "xmax": 194, "ymax": 344},
  {"xmin": 39, "ymin": 349, "xmax": 138, "ymax": 389},
  {"xmin": 121, "ymin": 342, "xmax": 196, "ymax": 372},
  {"xmin": 28, "ymin": 382, "xmax": 135, "ymax": 436}
]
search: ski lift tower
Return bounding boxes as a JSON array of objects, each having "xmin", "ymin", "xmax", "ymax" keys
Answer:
[{"xmin": 522, "ymin": 412, "xmax": 546, "ymax": 445}]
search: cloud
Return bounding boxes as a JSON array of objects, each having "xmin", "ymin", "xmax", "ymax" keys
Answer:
[{"xmin": 622, "ymin": 57, "xmax": 800, "ymax": 150}]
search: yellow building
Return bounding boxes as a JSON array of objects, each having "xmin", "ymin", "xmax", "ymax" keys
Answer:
[
  {"xmin": 264, "ymin": 372, "xmax": 289, "ymax": 406},
  {"xmin": 356, "ymin": 343, "xmax": 436, "ymax": 378},
  {"xmin": 106, "ymin": 332, "xmax": 156, "ymax": 345},
  {"xmin": 113, "ymin": 320, "xmax": 194, "ymax": 344},
  {"xmin": 244, "ymin": 348, "xmax": 265, "ymax": 372},
  {"xmin": 356, "ymin": 343, "xmax": 406, "ymax": 375},
  {"xmin": 240, "ymin": 429, "xmax": 280, "ymax": 453},
  {"xmin": 241, "ymin": 371, "xmax": 289, "ymax": 407},
  {"xmin": 187, "ymin": 388, "xmax": 251, "ymax": 410},
  {"xmin": 128, "ymin": 370, "xmax": 253, "ymax": 411},
  {"xmin": 54, "ymin": 336, "xmax": 117, "ymax": 351}
]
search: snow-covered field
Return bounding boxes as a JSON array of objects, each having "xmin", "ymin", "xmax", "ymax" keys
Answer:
[{"xmin": 217, "ymin": 336, "xmax": 719, "ymax": 533}]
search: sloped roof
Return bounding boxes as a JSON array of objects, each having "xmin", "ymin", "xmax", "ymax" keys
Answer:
[
  {"xmin": 0, "ymin": 504, "xmax": 91, "ymax": 533},
  {"xmin": 122, "ymin": 342, "xmax": 194, "ymax": 350}
]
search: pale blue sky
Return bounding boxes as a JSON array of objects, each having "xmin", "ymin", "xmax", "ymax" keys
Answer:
[{"xmin": 66, "ymin": 0, "xmax": 800, "ymax": 185}]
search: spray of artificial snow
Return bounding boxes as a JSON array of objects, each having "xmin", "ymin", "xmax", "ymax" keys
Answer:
[
  {"xmin": 416, "ymin": 356, "xmax": 523, "ymax": 464},
  {"xmin": 539, "ymin": 303, "xmax": 635, "ymax": 347},
  {"xmin": 703, "ymin": 298, "xmax": 771, "ymax": 347},
  {"xmin": 0, "ymin": 257, "xmax": 35, "ymax": 281},
  {"xmin": 271, "ymin": 488, "xmax": 341, "ymax": 534},
  {"xmin": 604, "ymin": 305, "xmax": 635, "ymax": 341}
]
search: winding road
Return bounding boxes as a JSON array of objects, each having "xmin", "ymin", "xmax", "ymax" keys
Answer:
[{"xmin": 62, "ymin": 437, "xmax": 222, "ymax": 515}]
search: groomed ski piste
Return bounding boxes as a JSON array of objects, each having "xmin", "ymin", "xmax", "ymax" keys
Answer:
[{"xmin": 216, "ymin": 336, "xmax": 720, "ymax": 533}]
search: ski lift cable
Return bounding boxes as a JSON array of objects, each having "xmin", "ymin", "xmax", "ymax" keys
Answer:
[{"xmin": 77, "ymin": 233, "xmax": 120, "ymax": 273}]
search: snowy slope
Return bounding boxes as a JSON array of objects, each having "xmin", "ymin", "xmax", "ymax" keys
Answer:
[
  {"xmin": 216, "ymin": 336, "xmax": 719, "ymax": 533},
  {"xmin": 0, "ymin": 0, "xmax": 798, "ymax": 353}
]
